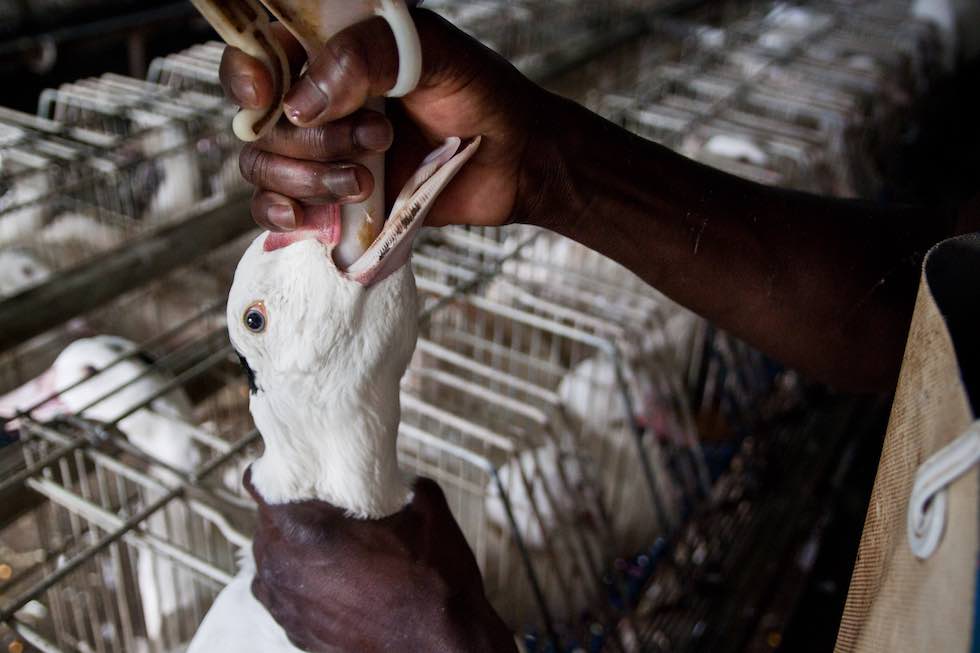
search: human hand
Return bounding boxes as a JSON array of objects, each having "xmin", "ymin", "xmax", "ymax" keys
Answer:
[
  {"xmin": 219, "ymin": 9, "xmax": 557, "ymax": 232},
  {"xmin": 245, "ymin": 470, "xmax": 516, "ymax": 653}
]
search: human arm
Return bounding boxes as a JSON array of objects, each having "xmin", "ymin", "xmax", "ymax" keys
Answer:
[
  {"xmin": 526, "ymin": 96, "xmax": 967, "ymax": 392},
  {"xmin": 220, "ymin": 9, "xmax": 969, "ymax": 392}
]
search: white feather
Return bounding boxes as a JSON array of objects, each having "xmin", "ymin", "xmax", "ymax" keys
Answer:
[
  {"xmin": 227, "ymin": 235, "xmax": 416, "ymax": 515},
  {"xmin": 130, "ymin": 112, "xmax": 201, "ymax": 221},
  {"xmin": 0, "ymin": 335, "xmax": 203, "ymax": 643},
  {"xmin": 186, "ymin": 560, "xmax": 294, "ymax": 653},
  {"xmin": 0, "ymin": 248, "xmax": 51, "ymax": 297},
  {"xmin": 40, "ymin": 212, "xmax": 123, "ymax": 250},
  {"xmin": 189, "ymin": 136, "xmax": 479, "ymax": 652},
  {"xmin": 702, "ymin": 134, "xmax": 770, "ymax": 167}
]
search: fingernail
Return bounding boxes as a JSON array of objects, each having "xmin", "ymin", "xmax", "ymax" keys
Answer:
[
  {"xmin": 267, "ymin": 204, "xmax": 296, "ymax": 230},
  {"xmin": 284, "ymin": 77, "xmax": 329, "ymax": 125},
  {"xmin": 354, "ymin": 116, "xmax": 393, "ymax": 152},
  {"xmin": 231, "ymin": 74, "xmax": 259, "ymax": 108},
  {"xmin": 324, "ymin": 165, "xmax": 361, "ymax": 198}
]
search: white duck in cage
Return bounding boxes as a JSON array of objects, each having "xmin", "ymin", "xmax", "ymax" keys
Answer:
[
  {"xmin": 0, "ymin": 247, "xmax": 51, "ymax": 298},
  {"xmin": 0, "ymin": 335, "xmax": 206, "ymax": 646},
  {"xmin": 187, "ymin": 123, "xmax": 478, "ymax": 649}
]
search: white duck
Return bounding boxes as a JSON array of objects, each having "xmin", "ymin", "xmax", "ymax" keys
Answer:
[
  {"xmin": 0, "ymin": 151, "xmax": 49, "ymax": 246},
  {"xmin": 487, "ymin": 357, "xmax": 682, "ymax": 552},
  {"xmin": 0, "ymin": 335, "xmax": 205, "ymax": 646},
  {"xmin": 130, "ymin": 111, "xmax": 201, "ymax": 221},
  {"xmin": 187, "ymin": 134, "xmax": 480, "ymax": 651},
  {"xmin": 0, "ymin": 247, "xmax": 51, "ymax": 298}
]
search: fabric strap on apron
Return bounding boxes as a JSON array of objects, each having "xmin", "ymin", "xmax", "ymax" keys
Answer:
[
  {"xmin": 908, "ymin": 419, "xmax": 980, "ymax": 560},
  {"xmin": 836, "ymin": 233, "xmax": 980, "ymax": 653}
]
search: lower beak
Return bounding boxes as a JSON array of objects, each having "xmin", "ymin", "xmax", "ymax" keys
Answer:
[{"xmin": 346, "ymin": 136, "xmax": 482, "ymax": 286}]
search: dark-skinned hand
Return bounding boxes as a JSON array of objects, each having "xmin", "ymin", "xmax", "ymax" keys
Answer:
[
  {"xmin": 245, "ymin": 469, "xmax": 517, "ymax": 653},
  {"xmin": 219, "ymin": 8, "xmax": 555, "ymax": 232}
]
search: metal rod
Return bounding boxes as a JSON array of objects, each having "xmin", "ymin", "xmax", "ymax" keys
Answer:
[
  {"xmin": 0, "ymin": 3, "xmax": 199, "ymax": 59},
  {"xmin": 0, "ymin": 484, "xmax": 179, "ymax": 623},
  {"xmin": 0, "ymin": 196, "xmax": 252, "ymax": 354}
]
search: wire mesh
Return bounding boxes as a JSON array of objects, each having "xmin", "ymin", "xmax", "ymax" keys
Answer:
[
  {"xmin": 0, "ymin": 48, "xmax": 241, "ymax": 301},
  {"xmin": 0, "ymin": 0, "xmax": 946, "ymax": 651},
  {"xmin": 0, "ymin": 231, "xmax": 261, "ymax": 653},
  {"xmin": 588, "ymin": 0, "xmax": 945, "ymax": 199}
]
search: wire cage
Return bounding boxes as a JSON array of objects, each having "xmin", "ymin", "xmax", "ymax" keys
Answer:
[
  {"xmin": 0, "ymin": 0, "xmax": 945, "ymax": 651},
  {"xmin": 589, "ymin": 0, "xmax": 946, "ymax": 200},
  {"xmin": 402, "ymin": 226, "xmax": 783, "ymax": 650},
  {"xmin": 146, "ymin": 43, "xmax": 226, "ymax": 99},
  {"xmin": 0, "ymin": 220, "xmax": 775, "ymax": 653},
  {"xmin": 0, "ymin": 228, "xmax": 263, "ymax": 653},
  {"xmin": 406, "ymin": 249, "xmax": 684, "ymax": 635},
  {"xmin": 0, "ymin": 43, "xmax": 242, "ymax": 302},
  {"xmin": 424, "ymin": 0, "xmax": 656, "ymax": 79}
]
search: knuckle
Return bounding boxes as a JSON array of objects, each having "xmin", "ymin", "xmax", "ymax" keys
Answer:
[
  {"xmin": 300, "ymin": 127, "xmax": 334, "ymax": 160},
  {"xmin": 326, "ymin": 37, "xmax": 369, "ymax": 87},
  {"xmin": 241, "ymin": 148, "xmax": 278, "ymax": 188},
  {"xmin": 298, "ymin": 166, "xmax": 325, "ymax": 197},
  {"xmin": 239, "ymin": 146, "xmax": 261, "ymax": 182}
]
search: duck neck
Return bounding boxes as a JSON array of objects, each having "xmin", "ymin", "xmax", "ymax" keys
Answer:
[{"xmin": 248, "ymin": 379, "xmax": 410, "ymax": 518}]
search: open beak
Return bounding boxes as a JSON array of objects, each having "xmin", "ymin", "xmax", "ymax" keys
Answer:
[
  {"xmin": 346, "ymin": 136, "xmax": 481, "ymax": 286},
  {"xmin": 0, "ymin": 366, "xmax": 69, "ymax": 429},
  {"xmin": 265, "ymin": 136, "xmax": 481, "ymax": 286}
]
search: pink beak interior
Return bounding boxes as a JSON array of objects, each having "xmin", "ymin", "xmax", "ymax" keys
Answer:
[
  {"xmin": 0, "ymin": 366, "xmax": 68, "ymax": 429},
  {"xmin": 261, "ymin": 137, "xmax": 482, "ymax": 287}
]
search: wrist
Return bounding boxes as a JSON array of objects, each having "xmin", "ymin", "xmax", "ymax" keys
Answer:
[{"xmin": 513, "ymin": 91, "xmax": 589, "ymax": 234}]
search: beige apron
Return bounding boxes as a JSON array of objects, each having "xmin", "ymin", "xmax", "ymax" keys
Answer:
[{"xmin": 836, "ymin": 234, "xmax": 980, "ymax": 653}]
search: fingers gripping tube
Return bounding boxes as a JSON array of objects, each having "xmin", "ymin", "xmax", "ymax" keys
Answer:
[{"xmin": 190, "ymin": 0, "xmax": 423, "ymax": 266}]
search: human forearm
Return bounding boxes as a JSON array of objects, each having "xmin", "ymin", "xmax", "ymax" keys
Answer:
[{"xmin": 519, "ymin": 94, "xmax": 959, "ymax": 391}]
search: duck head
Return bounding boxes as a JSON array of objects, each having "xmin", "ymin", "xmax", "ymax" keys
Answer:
[
  {"xmin": 228, "ymin": 136, "xmax": 479, "ymax": 516},
  {"xmin": 0, "ymin": 335, "xmax": 201, "ymax": 473}
]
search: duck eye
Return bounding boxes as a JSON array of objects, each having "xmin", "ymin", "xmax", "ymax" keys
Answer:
[{"xmin": 243, "ymin": 303, "xmax": 267, "ymax": 333}]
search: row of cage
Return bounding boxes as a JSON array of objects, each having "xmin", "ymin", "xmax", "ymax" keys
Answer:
[
  {"xmin": 0, "ymin": 41, "xmax": 240, "ymax": 302},
  {"xmin": 0, "ymin": 0, "xmax": 947, "ymax": 651},
  {"xmin": 0, "ymin": 13, "xmax": 755, "ymax": 650},
  {"xmin": 583, "ymin": 0, "xmax": 946, "ymax": 198},
  {"xmin": 0, "ymin": 221, "xmax": 776, "ymax": 653}
]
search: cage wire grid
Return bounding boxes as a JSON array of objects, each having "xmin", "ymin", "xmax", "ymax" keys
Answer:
[
  {"xmin": 1, "ymin": 218, "xmax": 754, "ymax": 653},
  {"xmin": 0, "ymin": 0, "xmax": 951, "ymax": 651}
]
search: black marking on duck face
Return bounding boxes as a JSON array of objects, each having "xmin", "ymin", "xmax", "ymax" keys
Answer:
[
  {"xmin": 135, "ymin": 349, "xmax": 158, "ymax": 367},
  {"xmin": 236, "ymin": 352, "xmax": 259, "ymax": 395},
  {"xmin": 104, "ymin": 339, "xmax": 157, "ymax": 368}
]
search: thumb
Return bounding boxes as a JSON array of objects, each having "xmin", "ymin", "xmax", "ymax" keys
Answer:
[{"xmin": 283, "ymin": 16, "xmax": 400, "ymax": 127}]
